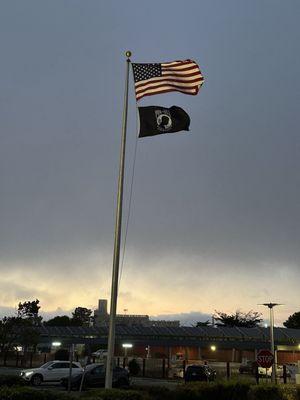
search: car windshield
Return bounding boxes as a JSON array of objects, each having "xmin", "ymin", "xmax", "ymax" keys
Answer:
[
  {"xmin": 188, "ymin": 366, "xmax": 205, "ymax": 371},
  {"xmin": 41, "ymin": 362, "xmax": 54, "ymax": 369},
  {"xmin": 86, "ymin": 363, "xmax": 104, "ymax": 371}
]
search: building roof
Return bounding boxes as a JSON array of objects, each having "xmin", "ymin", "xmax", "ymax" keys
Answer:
[{"xmin": 38, "ymin": 325, "xmax": 300, "ymax": 348}]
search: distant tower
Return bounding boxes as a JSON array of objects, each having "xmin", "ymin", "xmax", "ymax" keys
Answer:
[
  {"xmin": 94, "ymin": 299, "xmax": 108, "ymax": 327},
  {"xmin": 98, "ymin": 299, "xmax": 108, "ymax": 315}
]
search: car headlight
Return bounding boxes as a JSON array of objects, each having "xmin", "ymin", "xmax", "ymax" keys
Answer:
[{"xmin": 25, "ymin": 371, "xmax": 34, "ymax": 377}]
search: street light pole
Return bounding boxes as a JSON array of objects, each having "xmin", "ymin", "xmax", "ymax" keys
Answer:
[
  {"xmin": 259, "ymin": 303, "xmax": 282, "ymax": 384},
  {"xmin": 269, "ymin": 305, "xmax": 276, "ymax": 383}
]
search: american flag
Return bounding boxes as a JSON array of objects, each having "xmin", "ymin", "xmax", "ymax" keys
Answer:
[{"xmin": 132, "ymin": 59, "xmax": 204, "ymax": 101}]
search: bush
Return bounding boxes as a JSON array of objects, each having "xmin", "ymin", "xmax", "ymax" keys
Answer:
[
  {"xmin": 81, "ymin": 388, "xmax": 146, "ymax": 400},
  {"xmin": 173, "ymin": 382, "xmax": 253, "ymax": 400},
  {"xmin": 0, "ymin": 386, "xmax": 77, "ymax": 400},
  {"xmin": 0, "ymin": 374, "xmax": 26, "ymax": 387},
  {"xmin": 248, "ymin": 385, "xmax": 283, "ymax": 400},
  {"xmin": 280, "ymin": 386, "xmax": 299, "ymax": 400},
  {"xmin": 223, "ymin": 382, "xmax": 250, "ymax": 400},
  {"xmin": 128, "ymin": 359, "xmax": 141, "ymax": 376},
  {"xmin": 174, "ymin": 382, "xmax": 216, "ymax": 400},
  {"xmin": 80, "ymin": 385, "xmax": 299, "ymax": 400},
  {"xmin": 0, "ymin": 382, "xmax": 298, "ymax": 400},
  {"xmin": 131, "ymin": 385, "xmax": 173, "ymax": 400}
]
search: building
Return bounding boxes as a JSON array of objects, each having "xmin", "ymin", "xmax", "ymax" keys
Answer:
[
  {"xmin": 93, "ymin": 299, "xmax": 179, "ymax": 328},
  {"xmin": 38, "ymin": 325, "xmax": 300, "ymax": 364}
]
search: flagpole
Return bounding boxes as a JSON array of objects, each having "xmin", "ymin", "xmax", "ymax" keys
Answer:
[{"xmin": 105, "ymin": 51, "xmax": 131, "ymax": 389}]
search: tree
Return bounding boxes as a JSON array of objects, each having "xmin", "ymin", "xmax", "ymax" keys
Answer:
[
  {"xmin": 17, "ymin": 299, "xmax": 42, "ymax": 326},
  {"xmin": 214, "ymin": 310, "xmax": 262, "ymax": 328},
  {"xmin": 195, "ymin": 320, "xmax": 211, "ymax": 327},
  {"xmin": 16, "ymin": 299, "xmax": 42, "ymax": 352},
  {"xmin": 0, "ymin": 317, "xmax": 21, "ymax": 353},
  {"xmin": 283, "ymin": 312, "xmax": 300, "ymax": 329},
  {"xmin": 0, "ymin": 316, "xmax": 39, "ymax": 355},
  {"xmin": 17, "ymin": 319, "xmax": 40, "ymax": 350},
  {"xmin": 0, "ymin": 300, "xmax": 42, "ymax": 358},
  {"xmin": 44, "ymin": 316, "xmax": 72, "ymax": 327},
  {"xmin": 71, "ymin": 307, "xmax": 93, "ymax": 327}
]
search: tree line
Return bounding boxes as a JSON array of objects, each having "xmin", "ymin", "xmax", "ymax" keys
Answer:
[
  {"xmin": 196, "ymin": 310, "xmax": 300, "ymax": 329},
  {"xmin": 0, "ymin": 300, "xmax": 94, "ymax": 356}
]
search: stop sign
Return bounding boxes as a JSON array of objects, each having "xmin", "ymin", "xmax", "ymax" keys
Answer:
[{"xmin": 256, "ymin": 349, "xmax": 274, "ymax": 368}]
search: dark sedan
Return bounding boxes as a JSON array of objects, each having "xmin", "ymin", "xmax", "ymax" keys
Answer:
[
  {"xmin": 239, "ymin": 361, "xmax": 257, "ymax": 375},
  {"xmin": 184, "ymin": 364, "xmax": 216, "ymax": 383},
  {"xmin": 61, "ymin": 363, "xmax": 130, "ymax": 390}
]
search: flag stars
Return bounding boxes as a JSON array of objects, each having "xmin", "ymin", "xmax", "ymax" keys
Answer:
[{"xmin": 132, "ymin": 63, "xmax": 162, "ymax": 82}]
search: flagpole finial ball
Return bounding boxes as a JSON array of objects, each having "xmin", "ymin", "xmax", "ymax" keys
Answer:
[{"xmin": 125, "ymin": 51, "xmax": 132, "ymax": 58}]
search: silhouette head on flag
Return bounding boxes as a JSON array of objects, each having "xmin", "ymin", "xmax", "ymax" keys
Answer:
[{"xmin": 138, "ymin": 105, "xmax": 190, "ymax": 138}]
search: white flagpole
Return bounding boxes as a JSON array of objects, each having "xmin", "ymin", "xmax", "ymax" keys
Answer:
[{"xmin": 105, "ymin": 51, "xmax": 131, "ymax": 389}]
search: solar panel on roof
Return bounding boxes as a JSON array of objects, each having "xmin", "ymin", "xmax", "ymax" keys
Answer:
[
  {"xmin": 38, "ymin": 324, "xmax": 300, "ymax": 345},
  {"xmin": 237, "ymin": 327, "xmax": 264, "ymax": 339},
  {"xmin": 200, "ymin": 326, "xmax": 224, "ymax": 337},
  {"xmin": 284, "ymin": 329, "xmax": 300, "ymax": 340},
  {"xmin": 274, "ymin": 328, "xmax": 292, "ymax": 340},
  {"xmin": 218, "ymin": 327, "xmax": 242, "ymax": 338}
]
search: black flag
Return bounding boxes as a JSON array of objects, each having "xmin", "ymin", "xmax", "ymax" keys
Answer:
[{"xmin": 138, "ymin": 106, "xmax": 190, "ymax": 138}]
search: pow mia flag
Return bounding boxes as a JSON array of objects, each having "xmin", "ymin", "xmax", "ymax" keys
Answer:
[{"xmin": 138, "ymin": 106, "xmax": 190, "ymax": 138}]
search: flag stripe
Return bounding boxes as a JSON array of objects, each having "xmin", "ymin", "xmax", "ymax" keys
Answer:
[
  {"xmin": 136, "ymin": 79, "xmax": 203, "ymax": 94},
  {"xmin": 162, "ymin": 65, "xmax": 198, "ymax": 72},
  {"xmin": 136, "ymin": 84, "xmax": 199, "ymax": 95},
  {"xmin": 135, "ymin": 75, "xmax": 203, "ymax": 89},
  {"xmin": 136, "ymin": 84, "xmax": 203, "ymax": 100},
  {"xmin": 162, "ymin": 71, "xmax": 202, "ymax": 78},
  {"xmin": 136, "ymin": 70, "xmax": 202, "ymax": 83},
  {"xmin": 136, "ymin": 87, "xmax": 198, "ymax": 101},
  {"xmin": 161, "ymin": 60, "xmax": 195, "ymax": 67},
  {"xmin": 132, "ymin": 59, "xmax": 204, "ymax": 101},
  {"xmin": 137, "ymin": 85, "xmax": 195, "ymax": 96},
  {"xmin": 136, "ymin": 86, "xmax": 198, "ymax": 101}
]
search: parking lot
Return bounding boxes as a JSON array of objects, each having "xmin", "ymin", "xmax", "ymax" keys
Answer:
[{"xmin": 0, "ymin": 366, "xmax": 180, "ymax": 390}]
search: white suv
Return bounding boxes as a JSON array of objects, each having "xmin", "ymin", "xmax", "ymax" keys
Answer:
[{"xmin": 20, "ymin": 360, "xmax": 83, "ymax": 386}]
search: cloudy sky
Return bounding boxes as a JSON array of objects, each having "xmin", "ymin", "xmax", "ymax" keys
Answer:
[{"xmin": 0, "ymin": 1, "xmax": 299, "ymax": 326}]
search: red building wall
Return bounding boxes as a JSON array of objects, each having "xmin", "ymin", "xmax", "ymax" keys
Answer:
[
  {"xmin": 277, "ymin": 351, "xmax": 300, "ymax": 364},
  {"xmin": 115, "ymin": 343, "xmax": 300, "ymax": 365}
]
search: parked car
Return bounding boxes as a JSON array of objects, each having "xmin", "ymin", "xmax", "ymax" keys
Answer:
[
  {"xmin": 239, "ymin": 360, "xmax": 257, "ymax": 375},
  {"xmin": 184, "ymin": 364, "xmax": 216, "ymax": 383},
  {"xmin": 20, "ymin": 360, "xmax": 83, "ymax": 386},
  {"xmin": 61, "ymin": 363, "xmax": 130, "ymax": 390},
  {"xmin": 91, "ymin": 349, "xmax": 108, "ymax": 358}
]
